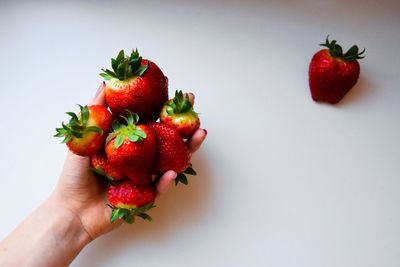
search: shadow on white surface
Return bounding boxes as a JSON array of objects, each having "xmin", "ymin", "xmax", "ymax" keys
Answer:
[
  {"xmin": 2, "ymin": 1, "xmax": 400, "ymax": 266},
  {"xmin": 76, "ymin": 153, "xmax": 214, "ymax": 265},
  {"xmin": 336, "ymin": 76, "xmax": 375, "ymax": 107}
]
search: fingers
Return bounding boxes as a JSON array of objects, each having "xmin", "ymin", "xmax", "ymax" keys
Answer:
[
  {"xmin": 183, "ymin": 92, "xmax": 206, "ymax": 153},
  {"xmin": 185, "ymin": 92, "xmax": 195, "ymax": 106},
  {"xmin": 156, "ymin": 170, "xmax": 177, "ymax": 197},
  {"xmin": 187, "ymin": 128, "xmax": 207, "ymax": 153},
  {"xmin": 156, "ymin": 127, "xmax": 206, "ymax": 197},
  {"xmin": 90, "ymin": 82, "xmax": 106, "ymax": 106}
]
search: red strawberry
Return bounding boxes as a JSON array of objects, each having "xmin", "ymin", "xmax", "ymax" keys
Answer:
[
  {"xmin": 108, "ymin": 181, "xmax": 156, "ymax": 223},
  {"xmin": 309, "ymin": 36, "xmax": 365, "ymax": 104},
  {"xmin": 101, "ymin": 49, "xmax": 168, "ymax": 122},
  {"xmin": 91, "ymin": 153, "xmax": 125, "ymax": 181},
  {"xmin": 148, "ymin": 122, "xmax": 196, "ymax": 185},
  {"xmin": 160, "ymin": 90, "xmax": 200, "ymax": 139},
  {"xmin": 105, "ymin": 111, "xmax": 156, "ymax": 185},
  {"xmin": 55, "ymin": 105, "xmax": 112, "ymax": 156}
]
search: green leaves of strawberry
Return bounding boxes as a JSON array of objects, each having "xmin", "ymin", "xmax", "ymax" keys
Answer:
[
  {"xmin": 90, "ymin": 167, "xmax": 119, "ymax": 183},
  {"xmin": 54, "ymin": 105, "xmax": 103, "ymax": 143},
  {"xmin": 166, "ymin": 90, "xmax": 193, "ymax": 115},
  {"xmin": 106, "ymin": 111, "xmax": 147, "ymax": 148},
  {"xmin": 109, "ymin": 202, "xmax": 156, "ymax": 224},
  {"xmin": 321, "ymin": 35, "xmax": 365, "ymax": 61},
  {"xmin": 110, "ymin": 207, "xmax": 133, "ymax": 223},
  {"xmin": 175, "ymin": 164, "xmax": 197, "ymax": 186},
  {"xmin": 100, "ymin": 49, "xmax": 149, "ymax": 81}
]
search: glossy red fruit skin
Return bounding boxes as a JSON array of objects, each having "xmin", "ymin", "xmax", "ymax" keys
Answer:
[
  {"xmin": 91, "ymin": 153, "xmax": 125, "ymax": 181},
  {"xmin": 104, "ymin": 60, "xmax": 168, "ymax": 122},
  {"xmin": 105, "ymin": 125, "xmax": 157, "ymax": 184},
  {"xmin": 309, "ymin": 49, "xmax": 360, "ymax": 104},
  {"xmin": 148, "ymin": 122, "xmax": 191, "ymax": 174},
  {"xmin": 66, "ymin": 105, "xmax": 113, "ymax": 156},
  {"xmin": 160, "ymin": 107, "xmax": 200, "ymax": 139},
  {"xmin": 108, "ymin": 181, "xmax": 155, "ymax": 208}
]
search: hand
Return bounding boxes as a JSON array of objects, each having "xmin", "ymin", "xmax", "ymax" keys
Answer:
[
  {"xmin": 0, "ymin": 85, "xmax": 206, "ymax": 266},
  {"xmin": 51, "ymin": 85, "xmax": 207, "ymax": 240}
]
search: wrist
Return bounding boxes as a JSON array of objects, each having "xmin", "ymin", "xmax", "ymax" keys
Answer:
[
  {"xmin": 31, "ymin": 196, "xmax": 92, "ymax": 266},
  {"xmin": 0, "ymin": 196, "xmax": 92, "ymax": 267},
  {"xmin": 44, "ymin": 194, "xmax": 92, "ymax": 250}
]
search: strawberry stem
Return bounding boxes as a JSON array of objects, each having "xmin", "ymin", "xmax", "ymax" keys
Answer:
[
  {"xmin": 175, "ymin": 163, "xmax": 197, "ymax": 186},
  {"xmin": 90, "ymin": 167, "xmax": 124, "ymax": 184},
  {"xmin": 100, "ymin": 49, "xmax": 149, "ymax": 81},
  {"xmin": 106, "ymin": 110, "xmax": 146, "ymax": 148},
  {"xmin": 320, "ymin": 35, "xmax": 365, "ymax": 61},
  {"xmin": 109, "ymin": 203, "xmax": 156, "ymax": 224},
  {"xmin": 54, "ymin": 105, "xmax": 102, "ymax": 143},
  {"xmin": 166, "ymin": 90, "xmax": 194, "ymax": 115}
]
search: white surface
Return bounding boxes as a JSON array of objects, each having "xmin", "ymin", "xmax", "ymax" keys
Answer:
[{"xmin": 1, "ymin": 1, "xmax": 400, "ymax": 266}]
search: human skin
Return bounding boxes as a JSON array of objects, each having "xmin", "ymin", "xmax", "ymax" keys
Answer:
[{"xmin": 0, "ymin": 86, "xmax": 207, "ymax": 267}]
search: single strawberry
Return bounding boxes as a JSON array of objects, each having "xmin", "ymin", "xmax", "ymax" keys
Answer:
[
  {"xmin": 105, "ymin": 111, "xmax": 157, "ymax": 185},
  {"xmin": 91, "ymin": 153, "xmax": 125, "ymax": 181},
  {"xmin": 160, "ymin": 90, "xmax": 200, "ymax": 139},
  {"xmin": 100, "ymin": 49, "xmax": 168, "ymax": 122},
  {"xmin": 54, "ymin": 105, "xmax": 112, "ymax": 156},
  {"xmin": 108, "ymin": 181, "xmax": 156, "ymax": 223},
  {"xmin": 309, "ymin": 36, "xmax": 365, "ymax": 104},
  {"xmin": 148, "ymin": 122, "xmax": 196, "ymax": 185}
]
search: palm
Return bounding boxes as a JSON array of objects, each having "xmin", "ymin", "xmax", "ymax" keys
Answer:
[{"xmin": 56, "ymin": 152, "xmax": 117, "ymax": 239}]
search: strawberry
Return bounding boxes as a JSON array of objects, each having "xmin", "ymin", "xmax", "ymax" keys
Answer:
[
  {"xmin": 309, "ymin": 36, "xmax": 365, "ymax": 104},
  {"xmin": 105, "ymin": 111, "xmax": 156, "ymax": 185},
  {"xmin": 108, "ymin": 181, "xmax": 156, "ymax": 223},
  {"xmin": 91, "ymin": 153, "xmax": 125, "ymax": 181},
  {"xmin": 160, "ymin": 90, "xmax": 200, "ymax": 139},
  {"xmin": 148, "ymin": 122, "xmax": 196, "ymax": 185},
  {"xmin": 100, "ymin": 49, "xmax": 168, "ymax": 122},
  {"xmin": 55, "ymin": 105, "xmax": 112, "ymax": 156}
]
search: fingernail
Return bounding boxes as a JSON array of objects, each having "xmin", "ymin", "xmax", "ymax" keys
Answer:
[{"xmin": 203, "ymin": 129, "xmax": 207, "ymax": 136}]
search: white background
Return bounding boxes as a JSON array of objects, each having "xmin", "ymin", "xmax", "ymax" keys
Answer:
[{"xmin": 1, "ymin": 1, "xmax": 399, "ymax": 266}]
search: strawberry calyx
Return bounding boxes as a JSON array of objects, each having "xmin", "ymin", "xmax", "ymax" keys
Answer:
[
  {"xmin": 320, "ymin": 35, "xmax": 365, "ymax": 61},
  {"xmin": 54, "ymin": 105, "xmax": 103, "ymax": 143},
  {"xmin": 100, "ymin": 49, "xmax": 148, "ymax": 81},
  {"xmin": 165, "ymin": 90, "xmax": 195, "ymax": 115},
  {"xmin": 108, "ymin": 202, "xmax": 156, "ymax": 224},
  {"xmin": 175, "ymin": 163, "xmax": 197, "ymax": 186},
  {"xmin": 91, "ymin": 167, "xmax": 114, "ymax": 181},
  {"xmin": 106, "ymin": 111, "xmax": 147, "ymax": 148},
  {"xmin": 90, "ymin": 167, "xmax": 122, "ymax": 183}
]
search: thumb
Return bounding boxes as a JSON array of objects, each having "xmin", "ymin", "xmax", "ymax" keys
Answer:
[
  {"xmin": 156, "ymin": 170, "xmax": 178, "ymax": 197},
  {"xmin": 90, "ymin": 82, "xmax": 107, "ymax": 106}
]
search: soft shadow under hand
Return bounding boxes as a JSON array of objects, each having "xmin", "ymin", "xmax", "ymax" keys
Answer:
[{"xmin": 78, "ymin": 152, "xmax": 213, "ymax": 265}]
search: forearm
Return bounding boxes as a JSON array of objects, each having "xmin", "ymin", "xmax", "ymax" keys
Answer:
[{"xmin": 0, "ymin": 196, "xmax": 91, "ymax": 267}]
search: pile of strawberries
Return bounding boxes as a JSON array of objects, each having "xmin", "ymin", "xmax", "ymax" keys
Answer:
[{"xmin": 55, "ymin": 49, "xmax": 200, "ymax": 223}]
